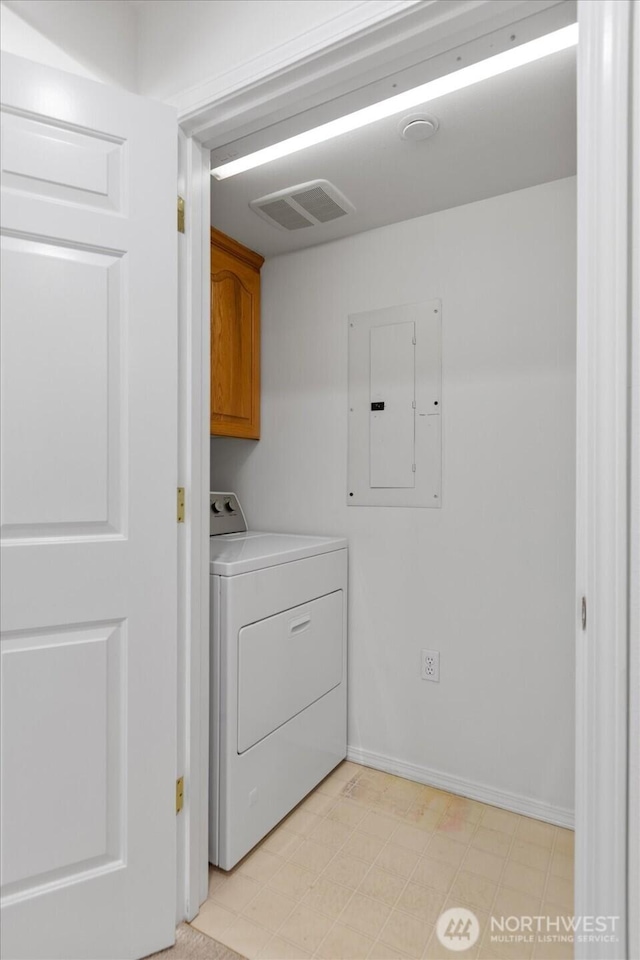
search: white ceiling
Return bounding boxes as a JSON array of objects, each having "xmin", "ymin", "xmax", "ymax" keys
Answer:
[{"xmin": 210, "ymin": 45, "xmax": 576, "ymax": 259}]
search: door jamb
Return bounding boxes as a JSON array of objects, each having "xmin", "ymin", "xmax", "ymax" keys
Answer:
[
  {"xmin": 628, "ymin": 9, "xmax": 639, "ymax": 958},
  {"xmin": 575, "ymin": 2, "xmax": 635, "ymax": 957},
  {"xmin": 176, "ymin": 133, "xmax": 210, "ymax": 920}
]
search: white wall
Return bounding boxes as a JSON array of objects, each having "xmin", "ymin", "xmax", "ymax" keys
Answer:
[
  {"xmin": 0, "ymin": 1, "xmax": 137, "ymax": 89},
  {"xmin": 135, "ymin": 0, "xmax": 413, "ymax": 103},
  {"xmin": 211, "ymin": 177, "xmax": 577, "ymax": 818},
  {"xmin": 1, "ymin": 1, "xmax": 412, "ymax": 106}
]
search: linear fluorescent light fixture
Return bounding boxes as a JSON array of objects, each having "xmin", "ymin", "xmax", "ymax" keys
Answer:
[{"xmin": 211, "ymin": 23, "xmax": 578, "ymax": 181}]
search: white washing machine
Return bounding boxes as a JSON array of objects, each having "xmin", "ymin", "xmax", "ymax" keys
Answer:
[{"xmin": 209, "ymin": 492, "xmax": 347, "ymax": 870}]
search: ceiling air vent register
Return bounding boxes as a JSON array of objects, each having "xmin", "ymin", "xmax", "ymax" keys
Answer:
[{"xmin": 250, "ymin": 180, "xmax": 355, "ymax": 231}]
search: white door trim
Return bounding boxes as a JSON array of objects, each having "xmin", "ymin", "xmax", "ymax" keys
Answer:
[
  {"xmin": 175, "ymin": 136, "xmax": 210, "ymax": 921},
  {"xmin": 176, "ymin": 135, "xmax": 210, "ymax": 921},
  {"xmin": 575, "ymin": 1, "xmax": 634, "ymax": 957},
  {"xmin": 174, "ymin": 0, "xmax": 421, "ymax": 126},
  {"xmin": 176, "ymin": 3, "xmax": 636, "ymax": 945},
  {"xmin": 628, "ymin": 8, "xmax": 640, "ymax": 958},
  {"xmin": 178, "ymin": 0, "xmax": 565, "ymax": 147}
]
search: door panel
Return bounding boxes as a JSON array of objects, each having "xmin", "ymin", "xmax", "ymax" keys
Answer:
[
  {"xmin": 237, "ymin": 590, "xmax": 343, "ymax": 753},
  {"xmin": 0, "ymin": 53, "xmax": 177, "ymax": 960},
  {"xmin": 1, "ymin": 236, "xmax": 122, "ymax": 534},
  {"xmin": 0, "ymin": 111, "xmax": 123, "ymax": 210},
  {"xmin": 1, "ymin": 622, "xmax": 124, "ymax": 891},
  {"xmin": 211, "ymin": 269, "xmax": 253, "ymax": 421}
]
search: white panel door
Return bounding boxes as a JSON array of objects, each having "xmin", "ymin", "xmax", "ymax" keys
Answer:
[{"xmin": 0, "ymin": 53, "xmax": 178, "ymax": 960}]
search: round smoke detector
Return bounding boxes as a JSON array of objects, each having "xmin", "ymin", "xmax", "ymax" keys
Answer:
[{"xmin": 399, "ymin": 114, "xmax": 439, "ymax": 142}]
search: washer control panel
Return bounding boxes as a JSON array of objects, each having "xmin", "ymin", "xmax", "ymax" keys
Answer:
[{"xmin": 210, "ymin": 492, "xmax": 247, "ymax": 536}]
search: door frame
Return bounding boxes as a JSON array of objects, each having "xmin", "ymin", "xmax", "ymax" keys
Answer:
[
  {"xmin": 628, "ymin": 10, "xmax": 639, "ymax": 959},
  {"xmin": 176, "ymin": 131, "xmax": 211, "ymax": 919},
  {"xmin": 176, "ymin": 4, "xmax": 637, "ymax": 955},
  {"xmin": 574, "ymin": 2, "xmax": 636, "ymax": 957}
]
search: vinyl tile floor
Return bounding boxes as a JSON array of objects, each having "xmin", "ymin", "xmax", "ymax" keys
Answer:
[{"xmin": 191, "ymin": 762, "xmax": 574, "ymax": 960}]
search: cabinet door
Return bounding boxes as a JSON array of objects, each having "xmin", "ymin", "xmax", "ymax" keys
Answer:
[{"xmin": 210, "ymin": 230, "xmax": 263, "ymax": 439}]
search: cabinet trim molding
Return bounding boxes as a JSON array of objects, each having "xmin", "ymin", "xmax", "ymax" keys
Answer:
[{"xmin": 210, "ymin": 227, "xmax": 264, "ymax": 270}]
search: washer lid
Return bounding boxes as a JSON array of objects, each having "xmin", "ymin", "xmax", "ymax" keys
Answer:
[{"xmin": 209, "ymin": 531, "xmax": 347, "ymax": 575}]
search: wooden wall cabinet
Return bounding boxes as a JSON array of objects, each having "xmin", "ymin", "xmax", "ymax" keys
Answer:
[{"xmin": 210, "ymin": 228, "xmax": 264, "ymax": 439}]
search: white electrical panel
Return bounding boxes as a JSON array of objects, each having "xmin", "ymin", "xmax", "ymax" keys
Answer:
[{"xmin": 348, "ymin": 299, "xmax": 441, "ymax": 507}]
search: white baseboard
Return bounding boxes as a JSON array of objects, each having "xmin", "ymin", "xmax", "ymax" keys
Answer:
[{"xmin": 346, "ymin": 746, "xmax": 574, "ymax": 830}]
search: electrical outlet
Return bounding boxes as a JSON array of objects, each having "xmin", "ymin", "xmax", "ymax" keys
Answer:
[{"xmin": 421, "ymin": 649, "xmax": 440, "ymax": 682}]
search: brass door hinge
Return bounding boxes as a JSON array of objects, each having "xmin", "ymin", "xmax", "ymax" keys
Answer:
[
  {"xmin": 177, "ymin": 487, "xmax": 185, "ymax": 523},
  {"xmin": 176, "ymin": 776, "xmax": 184, "ymax": 814},
  {"xmin": 177, "ymin": 196, "xmax": 185, "ymax": 233}
]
